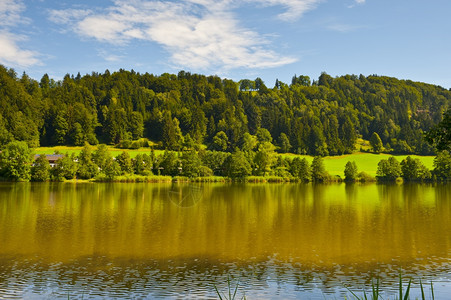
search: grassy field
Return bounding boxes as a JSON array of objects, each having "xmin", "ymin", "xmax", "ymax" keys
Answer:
[
  {"xmin": 35, "ymin": 146, "xmax": 165, "ymax": 158},
  {"xmin": 281, "ymin": 152, "xmax": 434, "ymax": 177},
  {"xmin": 34, "ymin": 146, "xmax": 435, "ymax": 178},
  {"xmin": 272, "ymin": 152, "xmax": 435, "ymax": 177},
  {"xmin": 321, "ymin": 152, "xmax": 435, "ymax": 177}
]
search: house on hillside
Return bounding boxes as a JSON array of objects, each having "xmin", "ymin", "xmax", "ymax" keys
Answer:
[{"xmin": 33, "ymin": 154, "xmax": 64, "ymax": 167}]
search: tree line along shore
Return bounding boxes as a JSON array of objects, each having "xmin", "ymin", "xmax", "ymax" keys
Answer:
[
  {"xmin": 1, "ymin": 65, "xmax": 450, "ymax": 183},
  {"xmin": 0, "ymin": 141, "xmax": 449, "ymax": 183}
]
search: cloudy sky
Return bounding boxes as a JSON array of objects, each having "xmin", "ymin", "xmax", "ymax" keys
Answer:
[{"xmin": 1, "ymin": 0, "xmax": 451, "ymax": 87}]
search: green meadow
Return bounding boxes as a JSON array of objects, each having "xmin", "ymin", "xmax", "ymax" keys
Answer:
[
  {"xmin": 322, "ymin": 153, "xmax": 435, "ymax": 177},
  {"xmin": 34, "ymin": 146, "xmax": 165, "ymax": 158},
  {"xmin": 281, "ymin": 152, "xmax": 434, "ymax": 177}
]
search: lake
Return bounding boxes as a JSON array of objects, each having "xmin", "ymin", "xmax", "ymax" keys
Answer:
[{"xmin": 0, "ymin": 182, "xmax": 450, "ymax": 299}]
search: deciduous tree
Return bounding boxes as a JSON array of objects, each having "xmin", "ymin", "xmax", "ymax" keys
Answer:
[
  {"xmin": 344, "ymin": 161, "xmax": 358, "ymax": 182},
  {"xmin": 311, "ymin": 156, "xmax": 328, "ymax": 182},
  {"xmin": 31, "ymin": 154, "xmax": 50, "ymax": 181},
  {"xmin": 0, "ymin": 141, "xmax": 33, "ymax": 181},
  {"xmin": 224, "ymin": 150, "xmax": 251, "ymax": 179},
  {"xmin": 400, "ymin": 156, "xmax": 431, "ymax": 181},
  {"xmin": 433, "ymin": 151, "xmax": 451, "ymax": 180},
  {"xmin": 377, "ymin": 156, "xmax": 401, "ymax": 181}
]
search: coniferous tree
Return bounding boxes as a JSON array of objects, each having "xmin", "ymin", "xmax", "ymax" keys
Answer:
[
  {"xmin": 54, "ymin": 113, "xmax": 69, "ymax": 145},
  {"xmin": 370, "ymin": 132, "xmax": 383, "ymax": 153},
  {"xmin": 162, "ymin": 111, "xmax": 176, "ymax": 150},
  {"xmin": 0, "ymin": 115, "xmax": 12, "ymax": 147},
  {"xmin": 129, "ymin": 111, "xmax": 144, "ymax": 140},
  {"xmin": 278, "ymin": 133, "xmax": 292, "ymax": 153},
  {"xmin": 308, "ymin": 123, "xmax": 328, "ymax": 156},
  {"xmin": 0, "ymin": 66, "xmax": 449, "ymax": 157},
  {"xmin": 289, "ymin": 157, "xmax": 302, "ymax": 178},
  {"xmin": 298, "ymin": 158, "xmax": 311, "ymax": 182},
  {"xmin": 341, "ymin": 117, "xmax": 357, "ymax": 153},
  {"xmin": 426, "ymin": 109, "xmax": 451, "ymax": 151}
]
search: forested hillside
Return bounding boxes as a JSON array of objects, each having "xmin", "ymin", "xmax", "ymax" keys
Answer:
[{"xmin": 0, "ymin": 65, "xmax": 449, "ymax": 155}]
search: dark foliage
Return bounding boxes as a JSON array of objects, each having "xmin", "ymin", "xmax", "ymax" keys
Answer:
[{"xmin": 0, "ymin": 66, "xmax": 449, "ymax": 156}]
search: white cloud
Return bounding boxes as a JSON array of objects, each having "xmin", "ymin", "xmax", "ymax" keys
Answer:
[
  {"xmin": 348, "ymin": 0, "xmax": 366, "ymax": 8},
  {"xmin": 0, "ymin": 0, "xmax": 40, "ymax": 67},
  {"xmin": 251, "ymin": 0, "xmax": 322, "ymax": 21},
  {"xmin": 48, "ymin": 0, "xmax": 308, "ymax": 71},
  {"xmin": 48, "ymin": 8, "xmax": 92, "ymax": 25},
  {"xmin": 98, "ymin": 50, "xmax": 123, "ymax": 62},
  {"xmin": 78, "ymin": 16, "xmax": 130, "ymax": 43},
  {"xmin": 0, "ymin": 32, "xmax": 40, "ymax": 67},
  {"xmin": 0, "ymin": 0, "xmax": 27, "ymax": 26}
]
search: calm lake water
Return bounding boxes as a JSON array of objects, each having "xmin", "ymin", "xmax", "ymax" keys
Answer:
[{"xmin": 0, "ymin": 182, "xmax": 450, "ymax": 299}]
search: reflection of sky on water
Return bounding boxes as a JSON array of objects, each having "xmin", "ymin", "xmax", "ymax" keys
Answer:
[{"xmin": 1, "ymin": 256, "xmax": 451, "ymax": 299}]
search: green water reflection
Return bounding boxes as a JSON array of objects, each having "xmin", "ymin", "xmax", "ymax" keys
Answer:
[{"xmin": 0, "ymin": 183, "xmax": 450, "ymax": 298}]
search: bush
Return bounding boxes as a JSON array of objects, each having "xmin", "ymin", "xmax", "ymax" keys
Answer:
[
  {"xmin": 191, "ymin": 176, "xmax": 228, "ymax": 182},
  {"xmin": 357, "ymin": 171, "xmax": 376, "ymax": 182},
  {"xmin": 400, "ymin": 156, "xmax": 431, "ymax": 181},
  {"xmin": 31, "ymin": 154, "xmax": 50, "ymax": 182},
  {"xmin": 130, "ymin": 141, "xmax": 141, "ymax": 149},
  {"xmin": 344, "ymin": 161, "xmax": 358, "ymax": 182},
  {"xmin": 433, "ymin": 150, "xmax": 451, "ymax": 180},
  {"xmin": 52, "ymin": 153, "xmax": 78, "ymax": 181},
  {"xmin": 0, "ymin": 141, "xmax": 33, "ymax": 181},
  {"xmin": 376, "ymin": 156, "xmax": 401, "ymax": 181},
  {"xmin": 198, "ymin": 166, "xmax": 213, "ymax": 177},
  {"xmin": 94, "ymin": 175, "xmax": 172, "ymax": 182},
  {"xmin": 311, "ymin": 156, "xmax": 328, "ymax": 182},
  {"xmin": 117, "ymin": 140, "xmax": 132, "ymax": 149}
]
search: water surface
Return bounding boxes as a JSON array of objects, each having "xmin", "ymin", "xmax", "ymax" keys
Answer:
[{"xmin": 0, "ymin": 183, "xmax": 450, "ymax": 299}]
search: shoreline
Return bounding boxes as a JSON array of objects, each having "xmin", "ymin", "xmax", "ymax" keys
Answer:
[{"xmin": 1, "ymin": 175, "xmax": 449, "ymax": 184}]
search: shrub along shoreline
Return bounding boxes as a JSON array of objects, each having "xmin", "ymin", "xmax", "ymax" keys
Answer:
[{"xmin": 0, "ymin": 141, "xmax": 449, "ymax": 183}]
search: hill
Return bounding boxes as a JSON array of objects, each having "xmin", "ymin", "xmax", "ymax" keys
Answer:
[{"xmin": 0, "ymin": 65, "xmax": 449, "ymax": 156}]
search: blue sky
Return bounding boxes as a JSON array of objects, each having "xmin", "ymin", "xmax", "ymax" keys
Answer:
[{"xmin": 1, "ymin": 0, "xmax": 451, "ymax": 88}]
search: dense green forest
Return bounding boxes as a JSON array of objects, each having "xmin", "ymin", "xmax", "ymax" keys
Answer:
[{"xmin": 0, "ymin": 64, "xmax": 449, "ymax": 156}]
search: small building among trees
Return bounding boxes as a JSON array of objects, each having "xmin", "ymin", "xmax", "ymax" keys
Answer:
[{"xmin": 33, "ymin": 154, "xmax": 64, "ymax": 168}]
